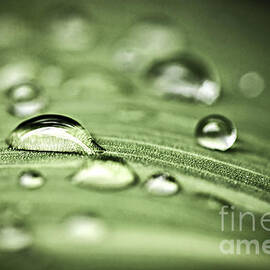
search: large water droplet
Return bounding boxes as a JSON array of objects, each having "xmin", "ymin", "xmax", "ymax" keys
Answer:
[
  {"xmin": 18, "ymin": 170, "xmax": 45, "ymax": 190},
  {"xmin": 147, "ymin": 53, "xmax": 220, "ymax": 105},
  {"xmin": 6, "ymin": 82, "xmax": 47, "ymax": 118},
  {"xmin": 143, "ymin": 173, "xmax": 180, "ymax": 196},
  {"xmin": 239, "ymin": 71, "xmax": 265, "ymax": 98},
  {"xmin": 62, "ymin": 214, "xmax": 107, "ymax": 244},
  {"xmin": 70, "ymin": 158, "xmax": 135, "ymax": 190},
  {"xmin": 195, "ymin": 114, "xmax": 237, "ymax": 151},
  {"xmin": 6, "ymin": 114, "xmax": 104, "ymax": 155},
  {"xmin": 113, "ymin": 17, "xmax": 186, "ymax": 72}
]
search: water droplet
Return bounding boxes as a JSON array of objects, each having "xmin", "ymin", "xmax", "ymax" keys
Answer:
[
  {"xmin": 147, "ymin": 53, "xmax": 220, "ymax": 105},
  {"xmin": 113, "ymin": 17, "xmax": 186, "ymax": 72},
  {"xmin": 6, "ymin": 114, "xmax": 104, "ymax": 155},
  {"xmin": 0, "ymin": 204, "xmax": 32, "ymax": 252},
  {"xmin": 48, "ymin": 11, "xmax": 98, "ymax": 51},
  {"xmin": 239, "ymin": 72, "xmax": 265, "ymax": 98},
  {"xmin": 0, "ymin": 60, "xmax": 37, "ymax": 92},
  {"xmin": 6, "ymin": 82, "xmax": 41, "ymax": 102},
  {"xmin": 62, "ymin": 214, "xmax": 107, "ymax": 244},
  {"xmin": 144, "ymin": 173, "xmax": 180, "ymax": 196},
  {"xmin": 70, "ymin": 158, "xmax": 135, "ymax": 190},
  {"xmin": 18, "ymin": 170, "xmax": 45, "ymax": 190},
  {"xmin": 0, "ymin": 226, "xmax": 32, "ymax": 252},
  {"xmin": 195, "ymin": 114, "xmax": 237, "ymax": 151},
  {"xmin": 195, "ymin": 193, "xmax": 231, "ymax": 210},
  {"xmin": 6, "ymin": 82, "xmax": 47, "ymax": 118}
]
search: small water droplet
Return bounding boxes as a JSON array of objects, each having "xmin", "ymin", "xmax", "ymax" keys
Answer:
[
  {"xmin": 5, "ymin": 82, "xmax": 47, "ymax": 118},
  {"xmin": 6, "ymin": 114, "xmax": 104, "ymax": 155},
  {"xmin": 195, "ymin": 114, "xmax": 237, "ymax": 151},
  {"xmin": 113, "ymin": 17, "xmax": 186, "ymax": 72},
  {"xmin": 62, "ymin": 214, "xmax": 107, "ymax": 244},
  {"xmin": 70, "ymin": 158, "xmax": 135, "ymax": 190},
  {"xmin": 0, "ymin": 226, "xmax": 32, "ymax": 252},
  {"xmin": 18, "ymin": 170, "xmax": 45, "ymax": 190},
  {"xmin": 147, "ymin": 53, "xmax": 220, "ymax": 105},
  {"xmin": 0, "ymin": 60, "xmax": 37, "ymax": 92},
  {"xmin": 239, "ymin": 71, "xmax": 265, "ymax": 98},
  {"xmin": 6, "ymin": 82, "xmax": 40, "ymax": 102},
  {"xmin": 144, "ymin": 173, "xmax": 180, "ymax": 196},
  {"xmin": 0, "ymin": 205, "xmax": 32, "ymax": 252}
]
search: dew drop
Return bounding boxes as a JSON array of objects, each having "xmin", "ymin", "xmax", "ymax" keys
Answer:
[
  {"xmin": 239, "ymin": 71, "xmax": 265, "ymax": 98},
  {"xmin": 195, "ymin": 114, "xmax": 237, "ymax": 151},
  {"xmin": 6, "ymin": 114, "xmax": 104, "ymax": 155},
  {"xmin": 70, "ymin": 158, "xmax": 135, "ymax": 190},
  {"xmin": 18, "ymin": 170, "xmax": 45, "ymax": 190},
  {"xmin": 144, "ymin": 173, "xmax": 180, "ymax": 196},
  {"xmin": 147, "ymin": 53, "xmax": 221, "ymax": 105},
  {"xmin": 113, "ymin": 17, "xmax": 186, "ymax": 72},
  {"xmin": 6, "ymin": 82, "xmax": 47, "ymax": 118},
  {"xmin": 62, "ymin": 214, "xmax": 107, "ymax": 244}
]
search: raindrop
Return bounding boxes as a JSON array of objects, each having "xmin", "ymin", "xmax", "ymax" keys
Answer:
[
  {"xmin": 147, "ymin": 53, "xmax": 221, "ymax": 105},
  {"xmin": 6, "ymin": 82, "xmax": 47, "ymax": 118},
  {"xmin": 70, "ymin": 158, "xmax": 135, "ymax": 190},
  {"xmin": 62, "ymin": 214, "xmax": 107, "ymax": 244},
  {"xmin": 18, "ymin": 170, "xmax": 45, "ymax": 190},
  {"xmin": 113, "ymin": 16, "xmax": 186, "ymax": 72},
  {"xmin": 195, "ymin": 114, "xmax": 237, "ymax": 151},
  {"xmin": 6, "ymin": 114, "xmax": 104, "ymax": 155},
  {"xmin": 144, "ymin": 173, "xmax": 180, "ymax": 196},
  {"xmin": 239, "ymin": 71, "xmax": 265, "ymax": 98}
]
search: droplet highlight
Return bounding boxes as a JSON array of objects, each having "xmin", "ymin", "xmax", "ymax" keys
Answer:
[
  {"xmin": 147, "ymin": 53, "xmax": 220, "ymax": 105},
  {"xmin": 195, "ymin": 114, "xmax": 237, "ymax": 151},
  {"xmin": 6, "ymin": 114, "xmax": 104, "ymax": 155},
  {"xmin": 144, "ymin": 173, "xmax": 180, "ymax": 196},
  {"xmin": 18, "ymin": 170, "xmax": 45, "ymax": 190},
  {"xmin": 70, "ymin": 158, "xmax": 135, "ymax": 190}
]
